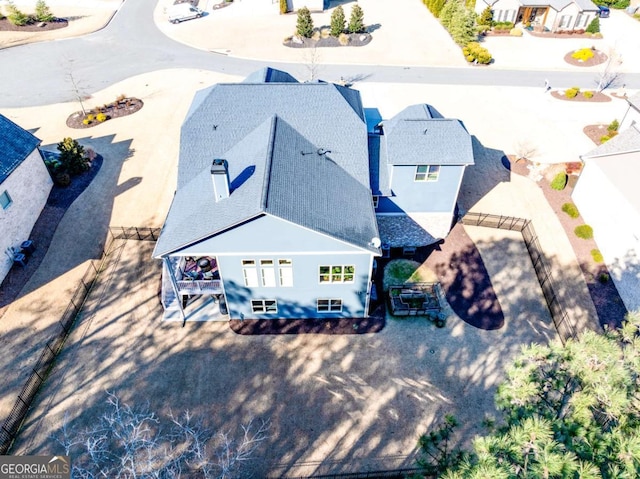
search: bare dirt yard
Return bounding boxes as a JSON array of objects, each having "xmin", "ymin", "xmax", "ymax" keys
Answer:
[{"xmin": 12, "ymin": 237, "xmax": 556, "ymax": 476}]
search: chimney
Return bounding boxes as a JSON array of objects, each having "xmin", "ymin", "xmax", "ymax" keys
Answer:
[{"xmin": 211, "ymin": 159, "xmax": 230, "ymax": 201}]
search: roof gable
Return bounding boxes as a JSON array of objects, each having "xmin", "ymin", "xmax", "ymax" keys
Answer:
[{"xmin": 0, "ymin": 114, "xmax": 41, "ymax": 184}]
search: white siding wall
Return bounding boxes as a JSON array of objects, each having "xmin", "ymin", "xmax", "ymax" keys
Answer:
[
  {"xmin": 290, "ymin": 0, "xmax": 324, "ymax": 12},
  {"xmin": 572, "ymin": 161, "xmax": 640, "ymax": 312},
  {"xmin": 0, "ymin": 149, "xmax": 53, "ymax": 283}
]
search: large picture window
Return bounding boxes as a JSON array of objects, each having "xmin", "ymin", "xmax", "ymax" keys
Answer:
[
  {"xmin": 251, "ymin": 299, "xmax": 277, "ymax": 314},
  {"xmin": 319, "ymin": 265, "xmax": 355, "ymax": 283},
  {"xmin": 415, "ymin": 165, "xmax": 440, "ymax": 182},
  {"xmin": 317, "ymin": 299, "xmax": 343, "ymax": 312}
]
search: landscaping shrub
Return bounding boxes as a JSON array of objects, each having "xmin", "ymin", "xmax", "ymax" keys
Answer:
[
  {"xmin": 550, "ymin": 172, "xmax": 568, "ymax": 190},
  {"xmin": 574, "ymin": 224, "xmax": 594, "ymax": 239},
  {"xmin": 599, "ymin": 272, "xmax": 609, "ymax": 283},
  {"xmin": 493, "ymin": 21, "xmax": 514, "ymax": 31},
  {"xmin": 6, "ymin": 2, "xmax": 30, "ymax": 26},
  {"xmin": 600, "ymin": 135, "xmax": 611, "ymax": 143},
  {"xmin": 509, "ymin": 27, "xmax": 523, "ymax": 36},
  {"xmin": 296, "ymin": 7, "xmax": 314, "ymax": 38},
  {"xmin": 338, "ymin": 32, "xmax": 350, "ymax": 45},
  {"xmin": 54, "ymin": 172, "xmax": 71, "ymax": 187},
  {"xmin": 348, "ymin": 4, "xmax": 365, "ymax": 33},
  {"xmin": 586, "ymin": 17, "xmax": 599, "ymax": 33},
  {"xmin": 571, "ymin": 48, "xmax": 595, "ymax": 61},
  {"xmin": 330, "ymin": 5, "xmax": 345, "ymax": 37},
  {"xmin": 561, "ymin": 202, "xmax": 580, "ymax": 218},
  {"xmin": 96, "ymin": 113, "xmax": 107, "ymax": 122},
  {"xmin": 477, "ymin": 6, "xmax": 492, "ymax": 26},
  {"xmin": 463, "ymin": 42, "xmax": 491, "ymax": 64},
  {"xmin": 583, "ymin": 90, "xmax": 594, "ymax": 98},
  {"xmin": 34, "ymin": 0, "xmax": 54, "ymax": 22},
  {"xmin": 565, "ymin": 87, "xmax": 580, "ymax": 98},
  {"xmin": 591, "ymin": 249, "xmax": 604, "ymax": 263},
  {"xmin": 439, "ymin": 0, "xmax": 459, "ymax": 29},
  {"xmin": 57, "ymin": 137, "xmax": 89, "ymax": 176},
  {"xmin": 450, "ymin": 7, "xmax": 477, "ymax": 45},
  {"xmin": 608, "ymin": 119, "xmax": 619, "ymax": 132},
  {"xmin": 320, "ymin": 27, "xmax": 330, "ymax": 38},
  {"xmin": 279, "ymin": 0, "xmax": 288, "ymax": 14}
]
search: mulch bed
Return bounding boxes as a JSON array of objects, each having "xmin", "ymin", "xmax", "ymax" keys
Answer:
[
  {"xmin": 0, "ymin": 155, "xmax": 103, "ymax": 319},
  {"xmin": 563, "ymin": 49, "xmax": 608, "ymax": 67},
  {"xmin": 0, "ymin": 17, "xmax": 68, "ymax": 32},
  {"xmin": 229, "ymin": 304, "xmax": 385, "ymax": 335},
  {"xmin": 550, "ymin": 90, "xmax": 611, "ymax": 102},
  {"xmin": 284, "ymin": 32, "xmax": 372, "ymax": 48},
  {"xmin": 422, "ymin": 223, "xmax": 505, "ymax": 331},
  {"xmin": 66, "ymin": 98, "xmax": 144, "ymax": 129},
  {"xmin": 583, "ymin": 124, "xmax": 617, "ymax": 145},
  {"xmin": 506, "ymin": 157, "xmax": 627, "ymax": 330},
  {"xmin": 526, "ymin": 29, "xmax": 602, "ymax": 39}
]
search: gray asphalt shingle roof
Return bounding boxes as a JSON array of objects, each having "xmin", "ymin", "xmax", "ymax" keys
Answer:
[
  {"xmin": 627, "ymin": 91, "xmax": 640, "ymax": 112},
  {"xmin": 0, "ymin": 114, "xmax": 41, "ymax": 184},
  {"xmin": 154, "ymin": 72, "xmax": 379, "ymax": 257},
  {"xmin": 382, "ymin": 105, "xmax": 474, "ymax": 167}
]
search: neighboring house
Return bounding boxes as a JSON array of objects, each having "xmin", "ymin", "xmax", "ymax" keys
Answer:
[
  {"xmin": 369, "ymin": 105, "xmax": 474, "ymax": 251},
  {"xmin": 153, "ymin": 68, "xmax": 473, "ymax": 321},
  {"xmin": 288, "ymin": 0, "xmax": 324, "ymax": 12},
  {"xmin": 620, "ymin": 91, "xmax": 640, "ymax": 131},
  {"xmin": 572, "ymin": 123, "xmax": 640, "ymax": 312},
  {"xmin": 475, "ymin": 0, "xmax": 599, "ymax": 32},
  {"xmin": 0, "ymin": 114, "xmax": 53, "ymax": 284}
]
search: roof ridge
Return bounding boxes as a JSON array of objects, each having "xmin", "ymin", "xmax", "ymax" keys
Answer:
[{"xmin": 261, "ymin": 115, "xmax": 278, "ymax": 210}]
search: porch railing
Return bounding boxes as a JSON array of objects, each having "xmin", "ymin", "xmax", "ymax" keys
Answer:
[{"xmin": 176, "ymin": 279, "xmax": 223, "ymax": 295}]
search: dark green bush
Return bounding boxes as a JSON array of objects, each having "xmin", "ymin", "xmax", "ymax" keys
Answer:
[
  {"xmin": 296, "ymin": 7, "xmax": 314, "ymax": 38},
  {"xmin": 608, "ymin": 119, "xmax": 619, "ymax": 132},
  {"xmin": 330, "ymin": 5, "xmax": 345, "ymax": 37},
  {"xmin": 348, "ymin": 4, "xmax": 365, "ymax": 33},
  {"xmin": 561, "ymin": 203, "xmax": 580, "ymax": 218},
  {"xmin": 35, "ymin": 0, "xmax": 54, "ymax": 22},
  {"xmin": 7, "ymin": 2, "xmax": 30, "ymax": 26},
  {"xmin": 599, "ymin": 272, "xmax": 610, "ymax": 283},
  {"xmin": 54, "ymin": 172, "xmax": 71, "ymax": 187},
  {"xmin": 57, "ymin": 137, "xmax": 89, "ymax": 176},
  {"xmin": 586, "ymin": 17, "xmax": 600, "ymax": 33},
  {"xmin": 550, "ymin": 172, "xmax": 568, "ymax": 190},
  {"xmin": 575, "ymin": 224, "xmax": 594, "ymax": 239},
  {"xmin": 591, "ymin": 249, "xmax": 604, "ymax": 263}
]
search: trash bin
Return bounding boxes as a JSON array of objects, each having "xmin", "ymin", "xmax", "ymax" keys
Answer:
[
  {"xmin": 20, "ymin": 240, "xmax": 35, "ymax": 256},
  {"xmin": 13, "ymin": 252, "xmax": 27, "ymax": 268}
]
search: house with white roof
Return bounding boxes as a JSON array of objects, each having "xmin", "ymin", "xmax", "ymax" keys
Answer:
[
  {"xmin": 0, "ymin": 114, "xmax": 53, "ymax": 284},
  {"xmin": 475, "ymin": 0, "xmax": 599, "ymax": 32},
  {"xmin": 153, "ymin": 69, "xmax": 474, "ymax": 321}
]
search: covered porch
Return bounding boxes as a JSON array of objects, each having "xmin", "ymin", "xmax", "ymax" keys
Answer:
[{"xmin": 517, "ymin": 6, "xmax": 550, "ymax": 30}]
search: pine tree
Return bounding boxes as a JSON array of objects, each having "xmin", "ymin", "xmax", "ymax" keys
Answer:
[
  {"xmin": 296, "ymin": 6, "xmax": 314, "ymax": 38},
  {"xmin": 586, "ymin": 16, "xmax": 600, "ymax": 33},
  {"xmin": 330, "ymin": 5, "xmax": 346, "ymax": 37},
  {"xmin": 348, "ymin": 4, "xmax": 365, "ymax": 34},
  {"xmin": 6, "ymin": 1, "xmax": 29, "ymax": 26},
  {"xmin": 35, "ymin": 0, "xmax": 55, "ymax": 22},
  {"xmin": 432, "ymin": 0, "xmax": 447, "ymax": 17},
  {"xmin": 449, "ymin": 7, "xmax": 477, "ymax": 45},
  {"xmin": 477, "ymin": 6, "xmax": 493, "ymax": 26},
  {"xmin": 439, "ymin": 0, "xmax": 460, "ymax": 29},
  {"xmin": 57, "ymin": 137, "xmax": 88, "ymax": 176}
]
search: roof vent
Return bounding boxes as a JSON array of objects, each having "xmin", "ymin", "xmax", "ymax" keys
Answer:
[{"xmin": 211, "ymin": 159, "xmax": 229, "ymax": 202}]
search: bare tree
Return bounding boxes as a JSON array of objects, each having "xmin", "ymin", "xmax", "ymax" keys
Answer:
[
  {"xmin": 54, "ymin": 392, "xmax": 270, "ymax": 479},
  {"xmin": 595, "ymin": 47, "xmax": 624, "ymax": 92},
  {"xmin": 513, "ymin": 140, "xmax": 538, "ymax": 161},
  {"xmin": 303, "ymin": 46, "xmax": 321, "ymax": 82},
  {"xmin": 65, "ymin": 59, "xmax": 89, "ymax": 116}
]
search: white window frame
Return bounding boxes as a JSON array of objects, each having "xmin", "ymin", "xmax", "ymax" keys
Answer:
[
  {"xmin": 251, "ymin": 299, "xmax": 277, "ymax": 314},
  {"xmin": 242, "ymin": 259, "xmax": 258, "ymax": 287},
  {"xmin": 260, "ymin": 259, "xmax": 276, "ymax": 287},
  {"xmin": 559, "ymin": 15, "xmax": 572, "ymax": 28},
  {"xmin": 0, "ymin": 190, "xmax": 12, "ymax": 210},
  {"xmin": 317, "ymin": 298, "xmax": 343, "ymax": 313},
  {"xmin": 414, "ymin": 165, "xmax": 440, "ymax": 182},
  {"xmin": 319, "ymin": 265, "xmax": 355, "ymax": 284},
  {"xmin": 278, "ymin": 259, "xmax": 293, "ymax": 287}
]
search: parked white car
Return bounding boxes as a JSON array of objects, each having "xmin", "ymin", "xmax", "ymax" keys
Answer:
[{"xmin": 168, "ymin": 4, "xmax": 204, "ymax": 24}]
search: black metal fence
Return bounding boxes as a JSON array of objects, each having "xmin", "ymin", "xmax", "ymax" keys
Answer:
[
  {"xmin": 462, "ymin": 212, "xmax": 578, "ymax": 344},
  {"xmin": 0, "ymin": 227, "xmax": 159, "ymax": 455}
]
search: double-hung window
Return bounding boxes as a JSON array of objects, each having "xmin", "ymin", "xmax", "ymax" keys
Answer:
[
  {"xmin": 242, "ymin": 260, "xmax": 258, "ymax": 287},
  {"xmin": 260, "ymin": 259, "xmax": 276, "ymax": 287},
  {"xmin": 415, "ymin": 165, "xmax": 440, "ymax": 182},
  {"xmin": 278, "ymin": 259, "xmax": 293, "ymax": 287}
]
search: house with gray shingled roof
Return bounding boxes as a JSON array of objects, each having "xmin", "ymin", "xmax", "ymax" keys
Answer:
[
  {"xmin": 0, "ymin": 114, "xmax": 53, "ymax": 284},
  {"xmin": 475, "ymin": 0, "xmax": 598, "ymax": 32},
  {"xmin": 154, "ymin": 69, "xmax": 474, "ymax": 321},
  {"xmin": 572, "ymin": 123, "xmax": 640, "ymax": 313}
]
